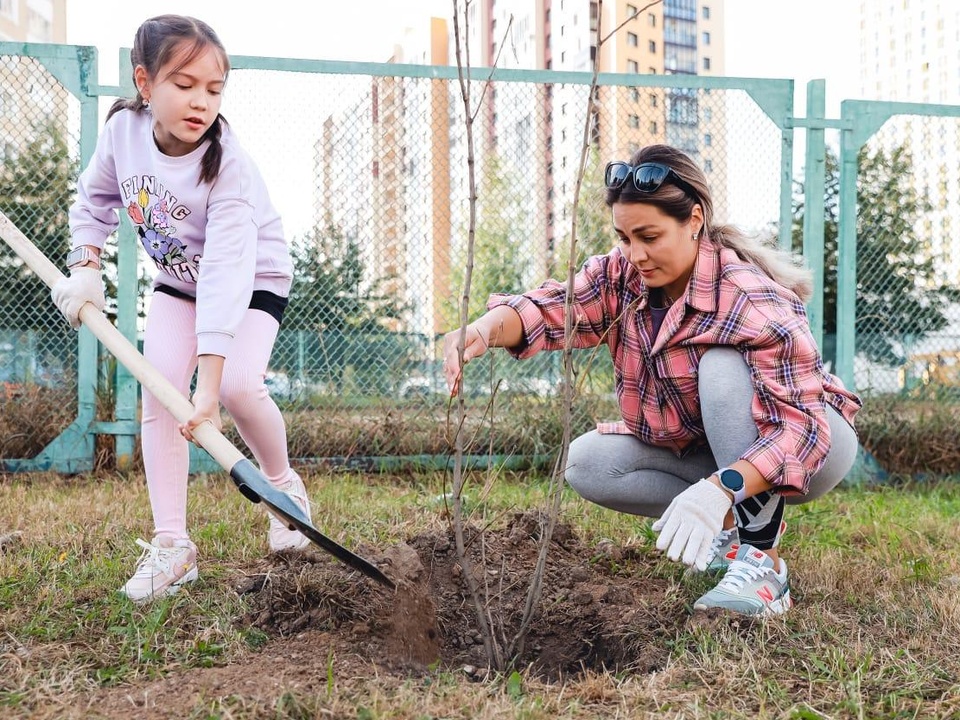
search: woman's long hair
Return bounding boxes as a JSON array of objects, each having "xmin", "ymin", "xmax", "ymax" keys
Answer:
[
  {"xmin": 605, "ymin": 144, "xmax": 812, "ymax": 301},
  {"xmin": 107, "ymin": 14, "xmax": 229, "ymax": 184}
]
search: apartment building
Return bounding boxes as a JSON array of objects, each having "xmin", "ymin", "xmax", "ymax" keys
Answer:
[
  {"xmin": 465, "ymin": 0, "xmax": 726, "ymax": 277},
  {"xmin": 0, "ymin": 0, "xmax": 68, "ymax": 163},
  {"xmin": 316, "ymin": 1, "xmax": 726, "ymax": 342},
  {"xmin": 859, "ymin": 0, "xmax": 960, "ymax": 281},
  {"xmin": 0, "ymin": 0, "xmax": 65, "ymax": 42},
  {"xmin": 315, "ymin": 18, "xmax": 452, "ymax": 337}
]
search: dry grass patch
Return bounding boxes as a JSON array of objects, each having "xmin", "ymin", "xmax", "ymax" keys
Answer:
[{"xmin": 1, "ymin": 472, "xmax": 960, "ymax": 718}]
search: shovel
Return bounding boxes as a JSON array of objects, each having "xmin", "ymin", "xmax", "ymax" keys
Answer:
[{"xmin": 0, "ymin": 210, "xmax": 394, "ymax": 589}]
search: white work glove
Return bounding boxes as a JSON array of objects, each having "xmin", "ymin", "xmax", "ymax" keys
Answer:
[
  {"xmin": 51, "ymin": 266, "xmax": 105, "ymax": 329},
  {"xmin": 652, "ymin": 478, "xmax": 732, "ymax": 571}
]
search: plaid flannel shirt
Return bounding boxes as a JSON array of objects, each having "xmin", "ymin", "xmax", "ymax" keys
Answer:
[{"xmin": 487, "ymin": 241, "xmax": 862, "ymax": 494}]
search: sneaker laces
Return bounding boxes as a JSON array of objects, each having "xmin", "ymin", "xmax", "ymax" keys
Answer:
[
  {"xmin": 715, "ymin": 558, "xmax": 771, "ymax": 592},
  {"xmin": 269, "ymin": 478, "xmax": 308, "ymax": 521},
  {"xmin": 130, "ymin": 538, "xmax": 179, "ymax": 579},
  {"xmin": 706, "ymin": 527, "xmax": 736, "ymax": 563}
]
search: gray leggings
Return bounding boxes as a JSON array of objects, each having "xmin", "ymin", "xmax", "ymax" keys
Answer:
[{"xmin": 565, "ymin": 348, "xmax": 859, "ymax": 549}]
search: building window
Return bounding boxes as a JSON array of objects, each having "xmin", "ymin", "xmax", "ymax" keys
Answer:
[
  {"xmin": 649, "ymin": 92, "xmax": 658, "ymax": 107},
  {"xmin": 627, "ymin": 4, "xmax": 637, "ymax": 18},
  {"xmin": 702, "ymin": 5, "xmax": 711, "ymax": 20},
  {"xmin": 649, "ymin": 121, "xmax": 657, "ymax": 133},
  {"xmin": 628, "ymin": 114, "xmax": 640, "ymax": 128},
  {"xmin": 631, "ymin": 87, "xmax": 640, "ymax": 102},
  {"xmin": 649, "ymin": 40, "xmax": 657, "ymax": 53},
  {"xmin": 702, "ymin": 31, "xmax": 711, "ymax": 45},
  {"xmin": 627, "ymin": 32, "xmax": 638, "ymax": 47},
  {"xmin": 703, "ymin": 57, "xmax": 711, "ymax": 71},
  {"xmin": 704, "ymin": 133, "xmax": 712, "ymax": 146},
  {"xmin": 627, "ymin": 59, "xmax": 639, "ymax": 73},
  {"xmin": 0, "ymin": 90, "xmax": 17, "ymax": 118},
  {"xmin": 704, "ymin": 159, "xmax": 713, "ymax": 172},
  {"xmin": 649, "ymin": 66, "xmax": 657, "ymax": 74},
  {"xmin": 649, "ymin": 13, "xmax": 656, "ymax": 27}
]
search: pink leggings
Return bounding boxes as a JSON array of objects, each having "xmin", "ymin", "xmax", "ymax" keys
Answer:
[{"xmin": 141, "ymin": 292, "xmax": 293, "ymax": 541}]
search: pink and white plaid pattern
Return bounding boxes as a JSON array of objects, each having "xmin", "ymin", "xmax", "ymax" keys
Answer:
[{"xmin": 488, "ymin": 241, "xmax": 862, "ymax": 495}]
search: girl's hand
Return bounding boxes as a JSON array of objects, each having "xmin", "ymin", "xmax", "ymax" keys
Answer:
[
  {"xmin": 180, "ymin": 389, "xmax": 223, "ymax": 443},
  {"xmin": 442, "ymin": 324, "xmax": 490, "ymax": 397}
]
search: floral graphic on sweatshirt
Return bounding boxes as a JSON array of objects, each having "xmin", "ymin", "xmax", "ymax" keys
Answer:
[{"xmin": 126, "ymin": 188, "xmax": 199, "ymax": 283}]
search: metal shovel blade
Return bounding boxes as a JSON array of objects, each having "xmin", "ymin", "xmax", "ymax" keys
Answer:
[{"xmin": 229, "ymin": 459, "xmax": 395, "ymax": 589}]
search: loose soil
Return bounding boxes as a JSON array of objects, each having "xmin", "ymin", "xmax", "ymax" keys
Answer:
[{"xmin": 74, "ymin": 511, "xmax": 703, "ymax": 719}]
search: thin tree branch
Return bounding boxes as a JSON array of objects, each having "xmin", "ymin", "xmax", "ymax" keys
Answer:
[
  {"xmin": 450, "ymin": 0, "xmax": 503, "ymax": 670},
  {"xmin": 471, "ymin": 15, "xmax": 515, "ymax": 124}
]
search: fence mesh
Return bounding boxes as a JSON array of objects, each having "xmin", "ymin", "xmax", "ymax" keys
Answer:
[
  {"xmin": 0, "ymin": 53, "xmax": 788, "ymax": 464},
  {"xmin": 857, "ymin": 115, "xmax": 960, "ymax": 402},
  {"xmin": 0, "ymin": 54, "xmax": 80, "ymax": 460}
]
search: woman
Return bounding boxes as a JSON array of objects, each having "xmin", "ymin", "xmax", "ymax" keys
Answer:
[{"xmin": 442, "ymin": 144, "xmax": 861, "ymax": 616}]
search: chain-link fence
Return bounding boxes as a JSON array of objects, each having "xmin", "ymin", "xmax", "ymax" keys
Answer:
[
  {"xmin": 12, "ymin": 44, "xmax": 947, "ymax": 473},
  {"xmin": 0, "ymin": 52, "xmax": 82, "ymax": 463},
  {"xmin": 849, "ymin": 114, "xmax": 960, "ymax": 402}
]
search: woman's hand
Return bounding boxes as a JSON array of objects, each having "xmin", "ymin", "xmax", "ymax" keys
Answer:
[
  {"xmin": 442, "ymin": 324, "xmax": 490, "ymax": 396},
  {"xmin": 180, "ymin": 388, "xmax": 222, "ymax": 443},
  {"xmin": 652, "ymin": 479, "xmax": 732, "ymax": 570}
]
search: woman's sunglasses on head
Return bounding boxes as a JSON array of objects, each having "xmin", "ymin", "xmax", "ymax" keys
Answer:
[{"xmin": 604, "ymin": 161, "xmax": 699, "ymax": 202}]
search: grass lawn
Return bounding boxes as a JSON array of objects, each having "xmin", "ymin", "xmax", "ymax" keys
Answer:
[{"xmin": 1, "ymin": 469, "xmax": 959, "ymax": 719}]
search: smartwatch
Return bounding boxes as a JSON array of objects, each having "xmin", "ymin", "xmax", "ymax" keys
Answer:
[
  {"xmin": 715, "ymin": 466, "xmax": 746, "ymax": 505},
  {"xmin": 66, "ymin": 246, "xmax": 100, "ymax": 269}
]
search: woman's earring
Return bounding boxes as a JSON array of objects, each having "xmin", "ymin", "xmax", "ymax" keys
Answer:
[{"xmin": 692, "ymin": 232, "xmax": 699, "ymax": 241}]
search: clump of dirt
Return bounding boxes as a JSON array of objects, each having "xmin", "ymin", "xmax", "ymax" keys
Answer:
[{"xmin": 238, "ymin": 510, "xmax": 689, "ymax": 679}]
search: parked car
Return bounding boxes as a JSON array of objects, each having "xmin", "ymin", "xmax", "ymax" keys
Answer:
[
  {"xmin": 397, "ymin": 374, "xmax": 446, "ymax": 399},
  {"xmin": 264, "ymin": 371, "xmax": 305, "ymax": 401}
]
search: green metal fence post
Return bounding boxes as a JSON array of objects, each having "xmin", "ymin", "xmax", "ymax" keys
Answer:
[
  {"xmin": 802, "ymin": 80, "xmax": 827, "ymax": 350},
  {"xmin": 0, "ymin": 44, "xmax": 101, "ymax": 472},
  {"xmin": 837, "ymin": 101, "xmax": 900, "ymax": 392}
]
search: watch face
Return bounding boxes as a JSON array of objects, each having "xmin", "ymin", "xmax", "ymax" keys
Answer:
[{"xmin": 720, "ymin": 469, "xmax": 744, "ymax": 492}]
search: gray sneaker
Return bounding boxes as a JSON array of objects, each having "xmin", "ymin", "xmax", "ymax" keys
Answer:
[
  {"xmin": 693, "ymin": 543, "xmax": 793, "ymax": 616},
  {"xmin": 703, "ymin": 527, "xmax": 740, "ymax": 573}
]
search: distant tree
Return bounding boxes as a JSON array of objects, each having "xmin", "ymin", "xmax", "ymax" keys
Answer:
[
  {"xmin": 793, "ymin": 144, "xmax": 954, "ymax": 366},
  {"xmin": 449, "ymin": 154, "xmax": 526, "ymax": 324},
  {"xmin": 0, "ymin": 121, "xmax": 80, "ymax": 327},
  {"xmin": 278, "ymin": 219, "xmax": 416, "ymax": 395},
  {"xmin": 447, "ymin": 154, "xmax": 569, "ymax": 389},
  {"xmin": 0, "ymin": 121, "xmax": 82, "ymax": 380},
  {"xmin": 573, "ymin": 150, "xmax": 615, "ymax": 264}
]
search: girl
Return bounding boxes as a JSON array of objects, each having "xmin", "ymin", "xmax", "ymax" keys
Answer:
[
  {"xmin": 52, "ymin": 15, "xmax": 312, "ymax": 602},
  {"xmin": 442, "ymin": 144, "xmax": 862, "ymax": 616}
]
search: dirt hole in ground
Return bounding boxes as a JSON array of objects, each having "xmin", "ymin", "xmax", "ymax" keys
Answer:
[{"xmin": 237, "ymin": 510, "xmax": 690, "ymax": 679}]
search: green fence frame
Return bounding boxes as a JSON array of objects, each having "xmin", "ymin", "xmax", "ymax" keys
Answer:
[{"xmin": 5, "ymin": 41, "xmax": 920, "ymax": 481}]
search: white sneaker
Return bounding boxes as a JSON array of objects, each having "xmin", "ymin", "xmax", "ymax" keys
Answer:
[
  {"xmin": 121, "ymin": 537, "xmax": 198, "ymax": 603},
  {"xmin": 268, "ymin": 471, "xmax": 312, "ymax": 552}
]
